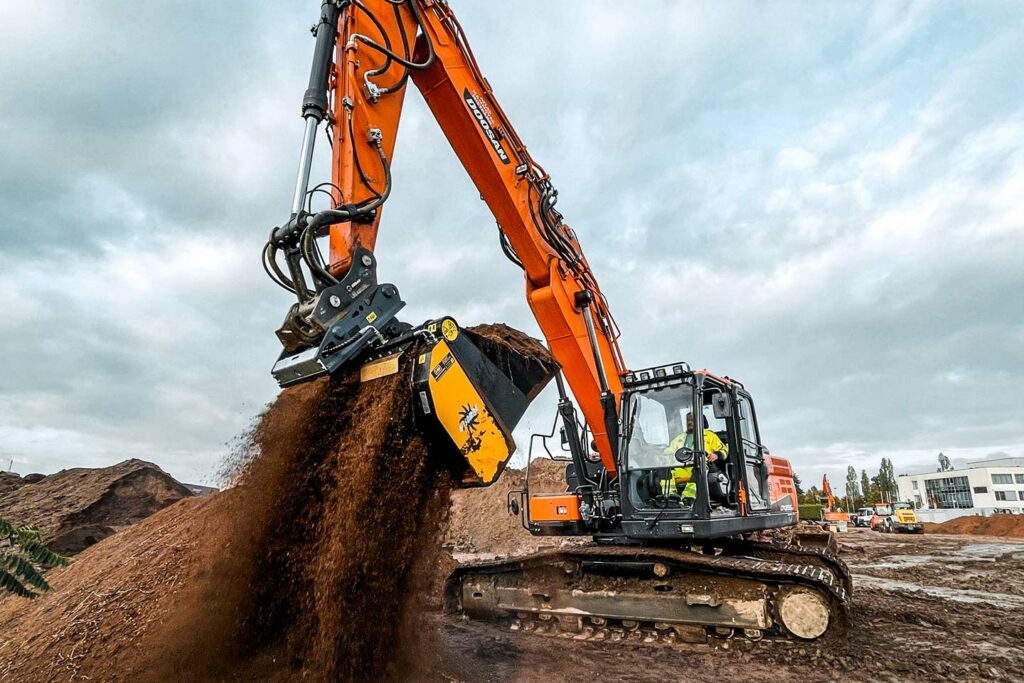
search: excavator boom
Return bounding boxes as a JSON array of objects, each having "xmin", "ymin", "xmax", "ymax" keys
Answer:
[{"xmin": 267, "ymin": 0, "xmax": 624, "ymax": 473}]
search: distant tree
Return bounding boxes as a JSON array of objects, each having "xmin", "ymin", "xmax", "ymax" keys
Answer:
[
  {"xmin": 938, "ymin": 452, "xmax": 953, "ymax": 472},
  {"xmin": 0, "ymin": 518, "xmax": 68, "ymax": 598},
  {"xmin": 860, "ymin": 470, "xmax": 872, "ymax": 505},
  {"xmin": 844, "ymin": 466, "xmax": 861, "ymax": 510},
  {"xmin": 792, "ymin": 472, "xmax": 805, "ymax": 497},
  {"xmin": 800, "ymin": 485, "xmax": 821, "ymax": 505},
  {"xmin": 874, "ymin": 458, "xmax": 898, "ymax": 502}
]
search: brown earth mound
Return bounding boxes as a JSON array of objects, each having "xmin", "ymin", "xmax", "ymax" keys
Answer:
[
  {"xmin": 446, "ymin": 458, "xmax": 572, "ymax": 556},
  {"xmin": 0, "ymin": 472, "xmax": 22, "ymax": 497},
  {"xmin": 0, "ymin": 324, "xmax": 553, "ymax": 683},
  {"xmin": 925, "ymin": 513, "xmax": 1024, "ymax": 538},
  {"xmin": 0, "ymin": 459, "xmax": 193, "ymax": 554}
]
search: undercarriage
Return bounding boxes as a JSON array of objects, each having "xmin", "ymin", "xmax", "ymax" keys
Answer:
[{"xmin": 446, "ymin": 537, "xmax": 851, "ymax": 645}]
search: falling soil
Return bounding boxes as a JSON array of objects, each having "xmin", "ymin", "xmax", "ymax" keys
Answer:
[
  {"xmin": 0, "ymin": 324, "xmax": 553, "ymax": 682},
  {"xmin": 150, "ymin": 360, "xmax": 453, "ymax": 682}
]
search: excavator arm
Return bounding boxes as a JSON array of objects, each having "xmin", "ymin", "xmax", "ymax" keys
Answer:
[{"xmin": 267, "ymin": 0, "xmax": 625, "ymax": 473}]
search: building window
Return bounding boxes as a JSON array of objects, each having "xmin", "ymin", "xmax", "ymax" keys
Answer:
[
  {"xmin": 995, "ymin": 491, "xmax": 1018, "ymax": 502},
  {"xmin": 973, "ymin": 486, "xmax": 988, "ymax": 494},
  {"xmin": 912, "ymin": 480, "xmax": 919, "ymax": 491},
  {"xmin": 992, "ymin": 474, "xmax": 1013, "ymax": 485},
  {"xmin": 924, "ymin": 476, "xmax": 973, "ymax": 509},
  {"xmin": 1016, "ymin": 474, "xmax": 1024, "ymax": 484}
]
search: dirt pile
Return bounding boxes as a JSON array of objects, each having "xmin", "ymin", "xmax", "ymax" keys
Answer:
[
  {"xmin": 0, "ymin": 471, "xmax": 23, "ymax": 497},
  {"xmin": 446, "ymin": 458, "xmax": 571, "ymax": 556},
  {"xmin": 0, "ymin": 367, "xmax": 446, "ymax": 682},
  {"xmin": 925, "ymin": 513, "xmax": 1024, "ymax": 538},
  {"xmin": 0, "ymin": 459, "xmax": 193, "ymax": 554},
  {"xmin": 0, "ymin": 324, "xmax": 553, "ymax": 682}
]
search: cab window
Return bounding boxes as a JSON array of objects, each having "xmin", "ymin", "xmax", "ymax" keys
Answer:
[
  {"xmin": 624, "ymin": 384, "xmax": 694, "ymax": 510},
  {"xmin": 737, "ymin": 395, "xmax": 756, "ymax": 442}
]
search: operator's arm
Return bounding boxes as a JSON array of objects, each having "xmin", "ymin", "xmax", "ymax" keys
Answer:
[{"xmin": 705, "ymin": 430, "xmax": 727, "ymax": 462}]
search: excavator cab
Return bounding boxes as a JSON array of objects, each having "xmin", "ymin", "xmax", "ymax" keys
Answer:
[
  {"xmin": 616, "ymin": 367, "xmax": 798, "ymax": 539},
  {"xmin": 518, "ymin": 365, "xmax": 797, "ymax": 541}
]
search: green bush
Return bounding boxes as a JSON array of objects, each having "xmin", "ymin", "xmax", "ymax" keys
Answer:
[
  {"xmin": 798, "ymin": 504, "xmax": 823, "ymax": 521},
  {"xmin": 1, "ymin": 517, "xmax": 69, "ymax": 598}
]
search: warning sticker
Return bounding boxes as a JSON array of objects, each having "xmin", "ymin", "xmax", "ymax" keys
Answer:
[
  {"xmin": 441, "ymin": 319, "xmax": 459, "ymax": 341},
  {"xmin": 431, "ymin": 352, "xmax": 456, "ymax": 381}
]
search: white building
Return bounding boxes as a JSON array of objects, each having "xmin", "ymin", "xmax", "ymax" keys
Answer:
[{"xmin": 896, "ymin": 457, "xmax": 1024, "ymax": 521}]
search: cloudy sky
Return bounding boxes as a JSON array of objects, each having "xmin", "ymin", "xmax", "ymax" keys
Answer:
[{"xmin": 1, "ymin": 1, "xmax": 1022, "ymax": 492}]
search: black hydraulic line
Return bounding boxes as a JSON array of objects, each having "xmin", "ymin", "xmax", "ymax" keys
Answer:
[
  {"xmin": 351, "ymin": 0, "xmax": 434, "ymax": 71},
  {"xmin": 498, "ymin": 228, "xmax": 523, "ymax": 269},
  {"xmin": 353, "ymin": 0, "xmax": 399, "ymax": 98},
  {"xmin": 263, "ymin": 242, "xmax": 295, "ymax": 293},
  {"xmin": 304, "ymin": 138, "xmax": 391, "ymax": 232},
  {"xmin": 283, "ymin": 246, "xmax": 312, "ymax": 302},
  {"xmin": 301, "ymin": 225, "xmax": 338, "ymax": 286},
  {"xmin": 377, "ymin": 1, "xmax": 413, "ymax": 94},
  {"xmin": 348, "ymin": 109, "xmax": 383, "ymax": 199}
]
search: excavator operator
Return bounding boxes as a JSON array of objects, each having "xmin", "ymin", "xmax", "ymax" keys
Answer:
[{"xmin": 661, "ymin": 413, "xmax": 728, "ymax": 504}]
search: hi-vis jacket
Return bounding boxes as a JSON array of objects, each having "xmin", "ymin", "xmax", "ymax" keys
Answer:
[{"xmin": 662, "ymin": 429, "xmax": 728, "ymax": 499}]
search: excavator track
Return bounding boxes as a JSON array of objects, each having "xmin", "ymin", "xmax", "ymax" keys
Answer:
[{"xmin": 446, "ymin": 542, "xmax": 851, "ymax": 646}]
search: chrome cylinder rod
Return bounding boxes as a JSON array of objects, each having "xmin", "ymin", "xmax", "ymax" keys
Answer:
[
  {"xmin": 582, "ymin": 304, "xmax": 610, "ymax": 394},
  {"xmin": 290, "ymin": 115, "xmax": 319, "ymax": 217}
]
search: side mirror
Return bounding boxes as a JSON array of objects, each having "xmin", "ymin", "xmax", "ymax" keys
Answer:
[
  {"xmin": 713, "ymin": 392, "xmax": 733, "ymax": 419},
  {"xmin": 674, "ymin": 449, "xmax": 696, "ymax": 466},
  {"xmin": 508, "ymin": 498, "xmax": 520, "ymax": 516}
]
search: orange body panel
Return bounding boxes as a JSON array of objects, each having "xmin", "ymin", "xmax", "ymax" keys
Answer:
[
  {"xmin": 324, "ymin": 1, "xmax": 626, "ymax": 472},
  {"xmin": 529, "ymin": 493, "xmax": 583, "ymax": 523},
  {"xmin": 766, "ymin": 454, "xmax": 798, "ymax": 516}
]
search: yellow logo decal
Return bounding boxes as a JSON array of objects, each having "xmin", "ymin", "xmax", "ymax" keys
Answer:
[{"xmin": 441, "ymin": 319, "xmax": 459, "ymax": 341}]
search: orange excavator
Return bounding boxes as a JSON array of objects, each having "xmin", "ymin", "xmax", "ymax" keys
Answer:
[
  {"xmin": 819, "ymin": 475, "xmax": 851, "ymax": 531},
  {"xmin": 264, "ymin": 0, "xmax": 850, "ymax": 643}
]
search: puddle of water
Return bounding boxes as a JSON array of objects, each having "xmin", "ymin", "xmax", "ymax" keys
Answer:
[
  {"xmin": 850, "ymin": 542, "xmax": 1024, "ymax": 570},
  {"xmin": 847, "ymin": 554, "xmax": 945, "ymax": 570},
  {"xmin": 855, "ymin": 575, "xmax": 1024, "ymax": 607}
]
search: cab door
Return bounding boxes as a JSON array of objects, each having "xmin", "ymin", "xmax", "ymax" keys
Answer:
[{"xmin": 736, "ymin": 393, "xmax": 769, "ymax": 511}]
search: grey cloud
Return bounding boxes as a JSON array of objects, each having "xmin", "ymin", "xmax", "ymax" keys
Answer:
[{"xmin": 1, "ymin": 1, "xmax": 1022, "ymax": 490}]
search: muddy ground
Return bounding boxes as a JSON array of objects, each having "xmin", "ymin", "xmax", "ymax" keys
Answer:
[{"xmin": 426, "ymin": 528, "xmax": 1024, "ymax": 683}]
